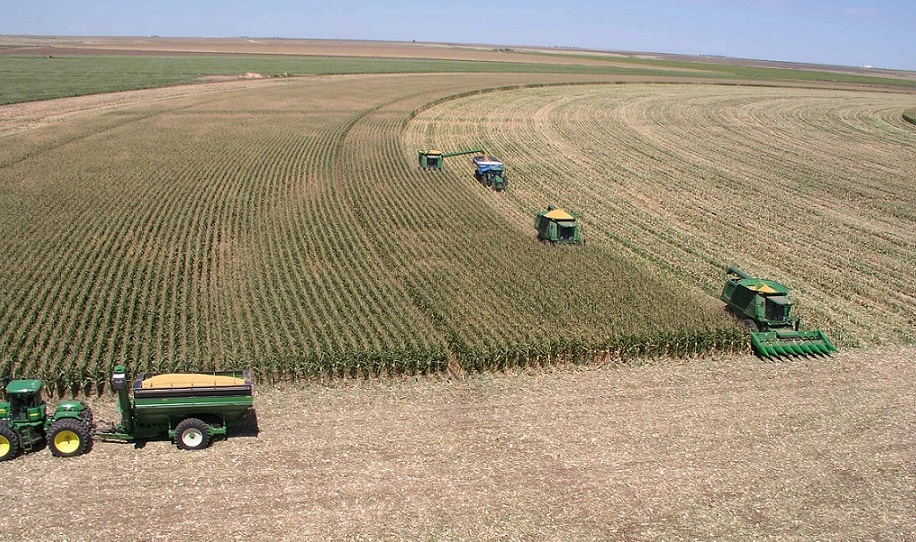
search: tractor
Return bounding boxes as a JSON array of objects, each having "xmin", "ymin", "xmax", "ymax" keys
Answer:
[
  {"xmin": 472, "ymin": 154, "xmax": 507, "ymax": 191},
  {"xmin": 0, "ymin": 377, "xmax": 93, "ymax": 461}
]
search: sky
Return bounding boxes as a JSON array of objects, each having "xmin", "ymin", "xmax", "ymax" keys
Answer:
[{"xmin": 2, "ymin": 0, "xmax": 914, "ymax": 71}]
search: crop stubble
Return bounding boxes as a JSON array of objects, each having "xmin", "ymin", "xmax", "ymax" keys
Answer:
[{"xmin": 2, "ymin": 346, "xmax": 914, "ymax": 541}]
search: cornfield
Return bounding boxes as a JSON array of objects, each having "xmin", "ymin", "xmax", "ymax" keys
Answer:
[{"xmin": 1, "ymin": 73, "xmax": 912, "ymax": 392}]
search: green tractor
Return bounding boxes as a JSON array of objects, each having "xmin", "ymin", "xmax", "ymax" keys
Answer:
[
  {"xmin": 0, "ymin": 378, "xmax": 93, "ymax": 461},
  {"xmin": 721, "ymin": 266, "xmax": 837, "ymax": 358}
]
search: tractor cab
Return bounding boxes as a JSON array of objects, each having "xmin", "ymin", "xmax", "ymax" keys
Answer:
[{"xmin": 3, "ymin": 379, "xmax": 47, "ymax": 425}]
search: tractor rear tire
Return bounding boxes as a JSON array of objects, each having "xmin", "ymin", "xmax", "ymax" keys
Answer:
[
  {"xmin": 175, "ymin": 418, "xmax": 211, "ymax": 451},
  {"xmin": 78, "ymin": 401, "xmax": 94, "ymax": 426},
  {"xmin": 47, "ymin": 418, "xmax": 92, "ymax": 458},
  {"xmin": 0, "ymin": 422, "xmax": 21, "ymax": 461}
]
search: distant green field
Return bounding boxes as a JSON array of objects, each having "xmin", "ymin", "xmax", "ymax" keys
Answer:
[
  {"xmin": 4, "ymin": 52, "xmax": 912, "ymax": 107},
  {"xmin": 0, "ymin": 54, "xmax": 694, "ymax": 105}
]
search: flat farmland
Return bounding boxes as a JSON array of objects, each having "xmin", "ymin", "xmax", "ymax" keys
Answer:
[
  {"xmin": 0, "ymin": 41, "xmax": 914, "ymax": 541},
  {"xmin": 2, "ymin": 68, "xmax": 915, "ymax": 390},
  {"xmin": 5, "ymin": 347, "xmax": 915, "ymax": 541},
  {"xmin": 3, "ymin": 36, "xmax": 914, "ymax": 106},
  {"xmin": 1, "ymin": 72, "xmax": 754, "ymax": 391}
]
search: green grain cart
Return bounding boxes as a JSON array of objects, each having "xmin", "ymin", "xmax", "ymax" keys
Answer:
[
  {"xmin": 0, "ymin": 378, "xmax": 93, "ymax": 461},
  {"xmin": 720, "ymin": 266, "xmax": 837, "ymax": 358},
  {"xmin": 98, "ymin": 365, "xmax": 254, "ymax": 450}
]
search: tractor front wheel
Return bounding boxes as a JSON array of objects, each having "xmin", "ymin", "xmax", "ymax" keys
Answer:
[
  {"xmin": 0, "ymin": 422, "xmax": 21, "ymax": 461},
  {"xmin": 175, "ymin": 418, "xmax": 211, "ymax": 451},
  {"xmin": 48, "ymin": 418, "xmax": 92, "ymax": 458}
]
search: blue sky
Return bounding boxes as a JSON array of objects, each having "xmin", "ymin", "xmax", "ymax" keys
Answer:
[{"xmin": 2, "ymin": 0, "xmax": 914, "ymax": 70}]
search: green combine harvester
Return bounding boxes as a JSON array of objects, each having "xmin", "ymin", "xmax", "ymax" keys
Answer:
[
  {"xmin": 720, "ymin": 266, "xmax": 837, "ymax": 358},
  {"xmin": 418, "ymin": 149, "xmax": 471, "ymax": 169},
  {"xmin": 535, "ymin": 205, "xmax": 582, "ymax": 244}
]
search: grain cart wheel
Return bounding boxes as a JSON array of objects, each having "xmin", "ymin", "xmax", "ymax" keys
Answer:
[
  {"xmin": 175, "ymin": 418, "xmax": 211, "ymax": 450},
  {"xmin": 48, "ymin": 418, "xmax": 91, "ymax": 457},
  {"xmin": 0, "ymin": 422, "xmax": 21, "ymax": 461}
]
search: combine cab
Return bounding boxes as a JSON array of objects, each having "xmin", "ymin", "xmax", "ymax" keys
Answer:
[{"xmin": 721, "ymin": 266, "xmax": 837, "ymax": 358}]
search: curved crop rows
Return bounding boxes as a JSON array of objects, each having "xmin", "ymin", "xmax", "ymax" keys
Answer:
[
  {"xmin": 404, "ymin": 84, "xmax": 916, "ymax": 347},
  {"xmin": 2, "ymin": 73, "xmax": 911, "ymax": 392}
]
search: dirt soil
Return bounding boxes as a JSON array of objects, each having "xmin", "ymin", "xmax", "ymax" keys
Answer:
[{"xmin": 3, "ymin": 346, "xmax": 913, "ymax": 541}]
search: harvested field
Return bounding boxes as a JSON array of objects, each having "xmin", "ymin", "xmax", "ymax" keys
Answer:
[{"xmin": 3, "ymin": 346, "xmax": 914, "ymax": 541}]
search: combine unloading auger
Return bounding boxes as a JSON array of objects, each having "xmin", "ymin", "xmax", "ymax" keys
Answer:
[
  {"xmin": 418, "ymin": 148, "xmax": 507, "ymax": 191},
  {"xmin": 720, "ymin": 266, "xmax": 837, "ymax": 359}
]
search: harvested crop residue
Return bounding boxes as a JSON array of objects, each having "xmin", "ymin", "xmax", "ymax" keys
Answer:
[{"xmin": 4, "ymin": 346, "xmax": 914, "ymax": 541}]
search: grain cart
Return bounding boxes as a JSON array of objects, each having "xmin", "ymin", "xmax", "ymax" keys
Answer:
[
  {"xmin": 0, "ymin": 378, "xmax": 93, "ymax": 461},
  {"xmin": 473, "ymin": 153, "xmax": 507, "ymax": 191},
  {"xmin": 535, "ymin": 205, "xmax": 582, "ymax": 244},
  {"xmin": 98, "ymin": 365, "xmax": 253, "ymax": 450},
  {"xmin": 721, "ymin": 266, "xmax": 837, "ymax": 358}
]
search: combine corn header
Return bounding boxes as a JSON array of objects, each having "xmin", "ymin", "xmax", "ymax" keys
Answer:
[
  {"xmin": 721, "ymin": 266, "xmax": 837, "ymax": 358},
  {"xmin": 418, "ymin": 148, "xmax": 507, "ymax": 191}
]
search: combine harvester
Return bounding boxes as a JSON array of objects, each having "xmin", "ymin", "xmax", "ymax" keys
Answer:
[
  {"xmin": 721, "ymin": 266, "xmax": 837, "ymax": 359},
  {"xmin": 418, "ymin": 148, "xmax": 508, "ymax": 191},
  {"xmin": 535, "ymin": 205, "xmax": 583, "ymax": 244}
]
